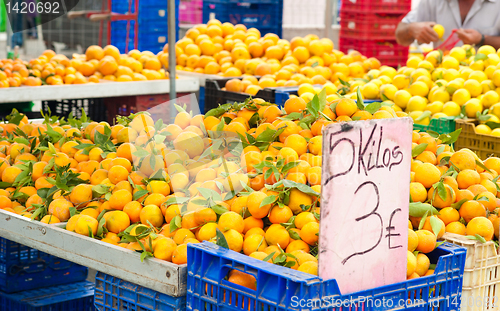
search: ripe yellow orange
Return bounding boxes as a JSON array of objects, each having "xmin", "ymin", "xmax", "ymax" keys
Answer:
[
  {"xmin": 48, "ymin": 199, "xmax": 73, "ymax": 222},
  {"xmin": 466, "ymin": 216, "xmax": 494, "ymax": 241},
  {"xmin": 415, "ymin": 230, "xmax": 436, "ymax": 253},
  {"xmin": 74, "ymin": 215, "xmax": 99, "ymax": 236},
  {"xmin": 140, "ymin": 204, "xmax": 164, "ymax": 227},
  {"xmin": 105, "ymin": 211, "xmax": 131, "ymax": 234},
  {"xmin": 108, "ymin": 189, "xmax": 133, "ymax": 210}
]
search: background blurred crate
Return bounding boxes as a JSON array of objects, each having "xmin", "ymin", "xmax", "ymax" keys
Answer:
[
  {"xmin": 42, "ymin": 98, "xmax": 108, "ymax": 122},
  {"xmin": 0, "ymin": 281, "xmax": 94, "ymax": 311},
  {"xmin": 454, "ymin": 119, "xmax": 500, "ymax": 159},
  {"xmin": 42, "ymin": 92, "xmax": 195, "ymax": 124},
  {"xmin": 180, "ymin": 0, "xmax": 203, "ymax": 24},
  {"xmin": 341, "ymin": 0, "xmax": 411, "ymax": 13},
  {"xmin": 0, "ymin": 238, "xmax": 88, "ymax": 294},
  {"xmin": 205, "ymin": 78, "xmax": 275, "ymax": 113},
  {"xmin": 94, "ymin": 272, "xmax": 186, "ymax": 311},
  {"xmin": 203, "ymin": 0, "xmax": 284, "ymax": 37},
  {"xmin": 413, "ymin": 117, "xmax": 456, "ymax": 135},
  {"xmin": 339, "ymin": 37, "xmax": 408, "ymax": 68},
  {"xmin": 105, "ymin": 92, "xmax": 195, "ymax": 124},
  {"xmin": 339, "ymin": 11, "xmax": 405, "ymax": 40},
  {"xmin": 111, "ymin": 0, "xmax": 179, "ymax": 53},
  {"xmin": 187, "ymin": 241, "xmax": 466, "ymax": 311}
]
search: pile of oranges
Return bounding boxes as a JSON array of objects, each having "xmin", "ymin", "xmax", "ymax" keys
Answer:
[
  {"xmin": 0, "ymin": 90, "xmax": 497, "ymax": 286},
  {"xmin": 0, "ymin": 45, "xmax": 171, "ymax": 87},
  {"xmin": 406, "ymin": 130, "xmax": 500, "ymax": 278},
  {"xmin": 171, "ymin": 19, "xmax": 381, "ymax": 96}
]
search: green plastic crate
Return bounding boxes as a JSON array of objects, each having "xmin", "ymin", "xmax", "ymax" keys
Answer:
[{"xmin": 413, "ymin": 116, "xmax": 456, "ymax": 134}]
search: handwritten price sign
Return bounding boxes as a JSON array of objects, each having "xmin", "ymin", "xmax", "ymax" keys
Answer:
[{"xmin": 319, "ymin": 118, "xmax": 412, "ymax": 294}]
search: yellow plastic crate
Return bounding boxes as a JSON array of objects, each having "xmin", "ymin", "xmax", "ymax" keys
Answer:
[
  {"xmin": 455, "ymin": 119, "xmax": 500, "ymax": 159},
  {"xmin": 444, "ymin": 233, "xmax": 500, "ymax": 311}
]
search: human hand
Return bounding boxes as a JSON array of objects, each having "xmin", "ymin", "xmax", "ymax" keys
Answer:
[
  {"xmin": 409, "ymin": 22, "xmax": 439, "ymax": 44},
  {"xmin": 455, "ymin": 29, "xmax": 482, "ymax": 45}
]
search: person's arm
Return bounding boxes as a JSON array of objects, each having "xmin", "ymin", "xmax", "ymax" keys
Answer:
[
  {"xmin": 396, "ymin": 22, "xmax": 439, "ymax": 46},
  {"xmin": 455, "ymin": 29, "xmax": 500, "ymax": 50}
]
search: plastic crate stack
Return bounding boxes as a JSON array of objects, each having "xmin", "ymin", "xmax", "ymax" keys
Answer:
[
  {"xmin": 0, "ymin": 237, "xmax": 92, "ymax": 311},
  {"xmin": 111, "ymin": 0, "xmax": 180, "ymax": 54},
  {"xmin": 203, "ymin": 0, "xmax": 283, "ymax": 37},
  {"xmin": 339, "ymin": 0, "xmax": 410, "ymax": 68},
  {"xmin": 179, "ymin": 0, "xmax": 203, "ymax": 25}
]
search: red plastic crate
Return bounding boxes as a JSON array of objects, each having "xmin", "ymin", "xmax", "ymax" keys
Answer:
[
  {"xmin": 341, "ymin": 0, "xmax": 411, "ymax": 13},
  {"xmin": 340, "ymin": 11, "xmax": 405, "ymax": 40},
  {"xmin": 339, "ymin": 38, "xmax": 408, "ymax": 68},
  {"xmin": 179, "ymin": 0, "xmax": 203, "ymax": 24}
]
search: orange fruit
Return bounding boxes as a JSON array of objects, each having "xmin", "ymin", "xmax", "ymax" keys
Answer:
[
  {"xmin": 86, "ymin": 45, "xmax": 105, "ymax": 60},
  {"xmin": 450, "ymin": 151, "xmax": 476, "ymax": 171},
  {"xmin": 69, "ymin": 184, "xmax": 92, "ymax": 206},
  {"xmin": 227, "ymin": 270, "xmax": 256, "ymax": 290},
  {"xmin": 446, "ymin": 221, "xmax": 466, "ymax": 235},
  {"xmin": 247, "ymin": 191, "xmax": 271, "ymax": 219},
  {"xmin": 264, "ymin": 224, "xmax": 290, "ymax": 249},
  {"xmin": 414, "ymin": 163, "xmax": 441, "ymax": 188},
  {"xmin": 123, "ymin": 201, "xmax": 143, "ymax": 223},
  {"xmin": 218, "ymin": 211, "xmax": 244, "ymax": 233},
  {"xmin": 438, "ymin": 207, "xmax": 460, "ymax": 225},
  {"xmin": 284, "ymin": 97, "xmax": 307, "ymax": 114},
  {"xmin": 459, "ymin": 200, "xmax": 486, "ymax": 223},
  {"xmin": 140, "ymin": 204, "xmax": 164, "ymax": 227},
  {"xmin": 301, "ymin": 221, "xmax": 319, "ymax": 245},
  {"xmin": 457, "ymin": 169, "xmax": 480, "ymax": 189},
  {"xmin": 268, "ymin": 205, "xmax": 293, "ymax": 224},
  {"xmin": 172, "ymin": 244, "xmax": 188, "ymax": 264},
  {"xmin": 422, "ymin": 215, "xmax": 445, "ymax": 239},
  {"xmin": 243, "ymin": 234, "xmax": 268, "ymax": 255},
  {"xmin": 48, "ymin": 199, "xmax": 73, "ymax": 222},
  {"xmin": 108, "ymin": 189, "xmax": 133, "ymax": 210},
  {"xmin": 415, "ymin": 230, "xmax": 436, "ymax": 253},
  {"xmin": 466, "ymin": 216, "xmax": 494, "ymax": 241},
  {"xmin": 74, "ymin": 215, "xmax": 99, "ymax": 236},
  {"xmin": 105, "ymin": 211, "xmax": 131, "ymax": 234}
]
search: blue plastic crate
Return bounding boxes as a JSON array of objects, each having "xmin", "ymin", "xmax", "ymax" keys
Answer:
[
  {"xmin": 203, "ymin": 0, "xmax": 283, "ymax": 37},
  {"xmin": 94, "ymin": 272, "xmax": 186, "ymax": 311},
  {"xmin": 0, "ymin": 238, "xmax": 88, "ymax": 293},
  {"xmin": 111, "ymin": 0, "xmax": 179, "ymax": 53},
  {"xmin": 187, "ymin": 241, "xmax": 466, "ymax": 311},
  {"xmin": 0, "ymin": 281, "xmax": 94, "ymax": 311}
]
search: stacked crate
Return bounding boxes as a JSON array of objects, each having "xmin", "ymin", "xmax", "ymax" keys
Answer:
[
  {"xmin": 111, "ymin": 0, "xmax": 180, "ymax": 54},
  {"xmin": 0, "ymin": 238, "xmax": 92, "ymax": 310},
  {"xmin": 179, "ymin": 0, "xmax": 203, "ymax": 25},
  {"xmin": 339, "ymin": 0, "xmax": 411, "ymax": 67},
  {"xmin": 0, "ymin": 282, "xmax": 95, "ymax": 311}
]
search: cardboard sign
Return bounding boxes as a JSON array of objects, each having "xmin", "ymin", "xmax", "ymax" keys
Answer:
[{"xmin": 319, "ymin": 118, "xmax": 412, "ymax": 295}]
